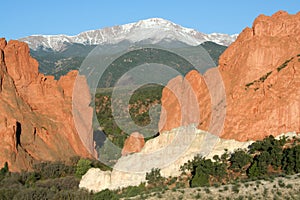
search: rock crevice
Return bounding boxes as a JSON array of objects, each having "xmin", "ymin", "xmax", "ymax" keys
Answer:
[{"xmin": 0, "ymin": 38, "xmax": 95, "ymax": 171}]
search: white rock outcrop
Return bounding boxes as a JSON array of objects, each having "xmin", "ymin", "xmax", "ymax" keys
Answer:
[
  {"xmin": 80, "ymin": 125, "xmax": 253, "ymax": 192},
  {"xmin": 81, "ymin": 129, "xmax": 300, "ymax": 192}
]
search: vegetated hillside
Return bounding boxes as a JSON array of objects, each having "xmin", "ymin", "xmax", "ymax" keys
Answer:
[
  {"xmin": 30, "ymin": 41, "xmax": 226, "ymax": 80},
  {"xmin": 200, "ymin": 41, "xmax": 227, "ymax": 65},
  {"xmin": 97, "ymin": 48, "xmax": 195, "ymax": 88},
  {"xmin": 1, "ymin": 134, "xmax": 298, "ymax": 199},
  {"xmin": 30, "ymin": 43, "xmax": 96, "ymax": 78},
  {"xmin": 94, "ymin": 84, "xmax": 163, "ymax": 163},
  {"xmin": 0, "ymin": 157, "xmax": 109, "ymax": 200}
]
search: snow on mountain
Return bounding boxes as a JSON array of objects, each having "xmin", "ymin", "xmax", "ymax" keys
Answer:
[{"xmin": 19, "ymin": 18, "xmax": 238, "ymax": 51}]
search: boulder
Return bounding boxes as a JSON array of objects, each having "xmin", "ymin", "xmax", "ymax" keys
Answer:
[{"xmin": 121, "ymin": 132, "xmax": 145, "ymax": 156}]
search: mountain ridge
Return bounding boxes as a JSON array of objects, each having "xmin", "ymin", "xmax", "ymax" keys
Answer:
[{"xmin": 19, "ymin": 18, "xmax": 238, "ymax": 51}]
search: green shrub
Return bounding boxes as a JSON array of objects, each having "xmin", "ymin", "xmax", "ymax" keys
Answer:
[
  {"xmin": 282, "ymin": 145, "xmax": 300, "ymax": 174},
  {"xmin": 194, "ymin": 193, "xmax": 201, "ymax": 199},
  {"xmin": 185, "ymin": 155, "xmax": 226, "ymax": 187},
  {"xmin": 190, "ymin": 169, "xmax": 209, "ymax": 187},
  {"xmin": 0, "ymin": 162, "xmax": 9, "ymax": 181},
  {"xmin": 278, "ymin": 181, "xmax": 285, "ymax": 188},
  {"xmin": 230, "ymin": 149, "xmax": 252, "ymax": 171},
  {"xmin": 76, "ymin": 159, "xmax": 92, "ymax": 178},
  {"xmin": 204, "ymin": 187, "xmax": 211, "ymax": 194},
  {"xmin": 277, "ymin": 57, "xmax": 293, "ymax": 72},
  {"xmin": 213, "ymin": 183, "xmax": 220, "ymax": 188},
  {"xmin": 0, "ymin": 162, "xmax": 8, "ymax": 175},
  {"xmin": 93, "ymin": 189, "xmax": 118, "ymax": 200},
  {"xmin": 255, "ymin": 180, "xmax": 261, "ymax": 185},
  {"xmin": 25, "ymin": 172, "xmax": 41, "ymax": 187},
  {"xmin": 146, "ymin": 168, "xmax": 164, "ymax": 186},
  {"xmin": 122, "ymin": 183, "xmax": 146, "ymax": 198},
  {"xmin": 277, "ymin": 191, "xmax": 282, "ymax": 196},
  {"xmin": 168, "ymin": 177, "xmax": 177, "ymax": 185}
]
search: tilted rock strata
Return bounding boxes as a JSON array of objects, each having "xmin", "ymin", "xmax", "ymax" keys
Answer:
[
  {"xmin": 159, "ymin": 11, "xmax": 300, "ymax": 141},
  {"xmin": 0, "ymin": 39, "xmax": 95, "ymax": 171}
]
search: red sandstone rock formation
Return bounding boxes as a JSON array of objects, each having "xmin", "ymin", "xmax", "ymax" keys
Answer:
[
  {"xmin": 159, "ymin": 11, "xmax": 300, "ymax": 141},
  {"xmin": 159, "ymin": 71, "xmax": 212, "ymax": 132},
  {"xmin": 0, "ymin": 39, "xmax": 95, "ymax": 171},
  {"xmin": 121, "ymin": 132, "xmax": 145, "ymax": 156}
]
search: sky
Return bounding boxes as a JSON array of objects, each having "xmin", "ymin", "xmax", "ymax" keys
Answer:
[{"xmin": 1, "ymin": 1, "xmax": 299, "ymax": 40}]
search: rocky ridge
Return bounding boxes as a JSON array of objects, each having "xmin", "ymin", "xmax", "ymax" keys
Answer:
[
  {"xmin": 0, "ymin": 38, "xmax": 95, "ymax": 171},
  {"xmin": 159, "ymin": 11, "xmax": 300, "ymax": 141}
]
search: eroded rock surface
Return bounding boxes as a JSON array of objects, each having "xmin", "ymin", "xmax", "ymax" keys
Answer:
[
  {"xmin": 0, "ymin": 39, "xmax": 95, "ymax": 171},
  {"xmin": 159, "ymin": 11, "xmax": 300, "ymax": 141},
  {"xmin": 122, "ymin": 132, "xmax": 145, "ymax": 156},
  {"xmin": 80, "ymin": 125, "xmax": 253, "ymax": 192}
]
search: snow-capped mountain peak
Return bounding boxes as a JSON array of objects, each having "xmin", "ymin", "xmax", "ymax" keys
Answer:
[{"xmin": 19, "ymin": 18, "xmax": 238, "ymax": 51}]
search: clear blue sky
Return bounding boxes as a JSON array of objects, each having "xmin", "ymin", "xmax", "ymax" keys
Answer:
[{"xmin": 1, "ymin": 1, "xmax": 299, "ymax": 40}]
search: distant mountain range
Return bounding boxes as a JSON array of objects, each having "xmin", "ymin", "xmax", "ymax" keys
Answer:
[
  {"xmin": 20, "ymin": 18, "xmax": 237, "ymax": 51},
  {"xmin": 19, "ymin": 18, "xmax": 235, "ymax": 80}
]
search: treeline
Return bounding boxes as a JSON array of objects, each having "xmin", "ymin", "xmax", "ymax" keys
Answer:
[{"xmin": 181, "ymin": 135, "xmax": 300, "ymax": 187}]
